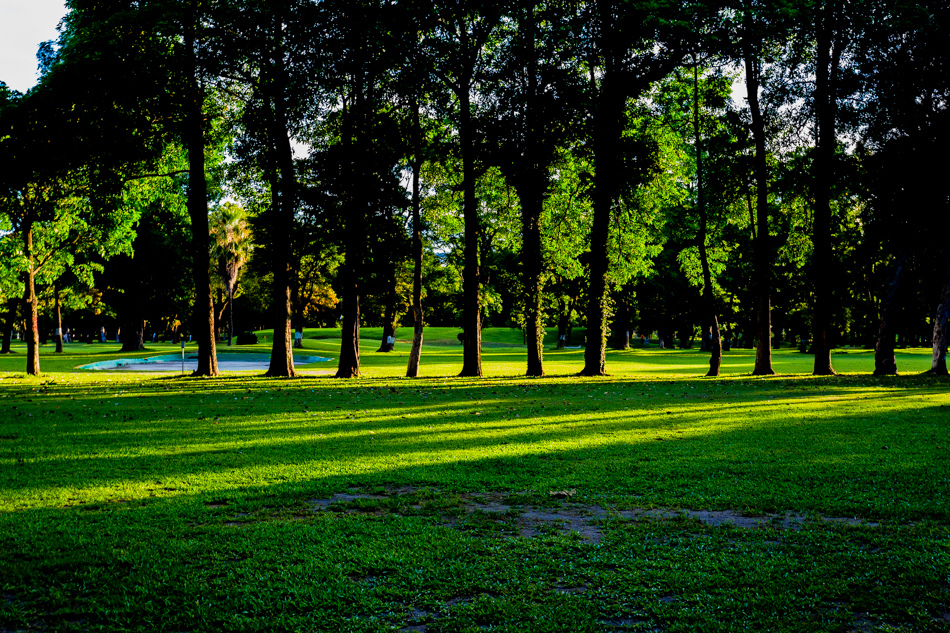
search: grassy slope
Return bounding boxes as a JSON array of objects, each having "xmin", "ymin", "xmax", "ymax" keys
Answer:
[{"xmin": 0, "ymin": 336, "xmax": 947, "ymax": 632}]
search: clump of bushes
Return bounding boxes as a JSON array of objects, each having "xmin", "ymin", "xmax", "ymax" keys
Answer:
[{"xmin": 235, "ymin": 332, "xmax": 258, "ymax": 345}]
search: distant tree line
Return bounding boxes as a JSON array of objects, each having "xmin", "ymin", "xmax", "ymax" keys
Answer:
[{"xmin": 0, "ymin": 0, "xmax": 947, "ymax": 379}]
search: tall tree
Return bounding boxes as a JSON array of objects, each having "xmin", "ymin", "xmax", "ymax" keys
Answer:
[
  {"xmin": 50, "ymin": 0, "xmax": 229, "ymax": 375},
  {"xmin": 809, "ymin": 0, "xmax": 850, "ymax": 375},
  {"xmin": 405, "ymin": 99, "xmax": 427, "ymax": 377},
  {"xmin": 210, "ymin": 202, "xmax": 253, "ymax": 347},
  {"xmin": 423, "ymin": 0, "xmax": 502, "ymax": 377},
  {"xmin": 579, "ymin": 0, "xmax": 685, "ymax": 376},
  {"xmin": 169, "ymin": 0, "xmax": 222, "ymax": 376},
  {"xmin": 486, "ymin": 0, "xmax": 584, "ymax": 377},
  {"xmin": 686, "ymin": 60, "xmax": 730, "ymax": 376},
  {"xmin": 736, "ymin": 0, "xmax": 785, "ymax": 376},
  {"xmin": 393, "ymin": 7, "xmax": 443, "ymax": 378},
  {"xmin": 101, "ymin": 170, "xmax": 194, "ymax": 353},
  {"xmin": 301, "ymin": 0, "xmax": 412, "ymax": 377},
  {"xmin": 859, "ymin": 0, "xmax": 950, "ymax": 374},
  {"xmin": 0, "ymin": 77, "xmax": 141, "ymax": 374}
]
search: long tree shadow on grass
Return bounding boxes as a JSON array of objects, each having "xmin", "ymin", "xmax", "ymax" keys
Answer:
[
  {"xmin": 2, "ymin": 373, "xmax": 949, "ymax": 632},
  {"xmin": 3, "ymin": 373, "xmax": 947, "ymax": 522}
]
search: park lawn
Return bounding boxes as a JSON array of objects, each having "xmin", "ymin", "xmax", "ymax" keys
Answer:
[
  {"xmin": 0, "ymin": 339, "xmax": 948, "ymax": 632},
  {"xmin": 302, "ymin": 325, "xmax": 586, "ymax": 348}
]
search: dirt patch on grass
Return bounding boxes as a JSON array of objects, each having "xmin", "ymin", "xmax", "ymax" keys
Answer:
[{"xmin": 301, "ymin": 487, "xmax": 881, "ymax": 544}]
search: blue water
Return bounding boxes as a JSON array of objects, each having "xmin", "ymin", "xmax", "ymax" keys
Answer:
[{"xmin": 79, "ymin": 354, "xmax": 331, "ymax": 370}]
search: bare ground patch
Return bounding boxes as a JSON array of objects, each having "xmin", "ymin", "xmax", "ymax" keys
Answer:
[{"xmin": 297, "ymin": 486, "xmax": 883, "ymax": 545}]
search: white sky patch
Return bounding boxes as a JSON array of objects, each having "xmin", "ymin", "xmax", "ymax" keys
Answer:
[
  {"xmin": 0, "ymin": 0, "xmax": 68, "ymax": 93},
  {"xmin": 731, "ymin": 77, "xmax": 748, "ymax": 106},
  {"xmin": 291, "ymin": 139, "xmax": 310, "ymax": 160}
]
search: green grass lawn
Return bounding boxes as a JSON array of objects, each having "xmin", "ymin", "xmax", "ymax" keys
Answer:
[{"xmin": 0, "ymin": 333, "xmax": 948, "ymax": 632}]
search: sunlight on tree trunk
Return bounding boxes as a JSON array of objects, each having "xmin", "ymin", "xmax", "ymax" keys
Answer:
[
  {"xmin": 927, "ymin": 255, "xmax": 950, "ymax": 376},
  {"xmin": 54, "ymin": 283, "xmax": 63, "ymax": 353},
  {"xmin": 406, "ymin": 145, "xmax": 424, "ymax": 378},
  {"xmin": 23, "ymin": 226, "xmax": 40, "ymax": 376}
]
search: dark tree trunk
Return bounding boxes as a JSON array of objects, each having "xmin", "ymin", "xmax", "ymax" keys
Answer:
[
  {"xmin": 54, "ymin": 283, "xmax": 63, "ymax": 353},
  {"xmin": 811, "ymin": 1, "xmax": 841, "ymax": 376},
  {"xmin": 377, "ymin": 299, "xmax": 396, "ymax": 353},
  {"xmin": 698, "ymin": 235, "xmax": 722, "ymax": 373},
  {"xmin": 121, "ymin": 318, "xmax": 145, "ymax": 352},
  {"xmin": 579, "ymin": 6, "xmax": 679, "ymax": 375},
  {"xmin": 336, "ymin": 96, "xmax": 363, "ymax": 378},
  {"xmin": 23, "ymin": 225, "xmax": 40, "ymax": 375},
  {"xmin": 264, "ymin": 20, "xmax": 298, "ymax": 378},
  {"xmin": 459, "ymin": 89, "xmax": 483, "ymax": 377},
  {"xmin": 519, "ymin": 183, "xmax": 545, "ymax": 376},
  {"xmin": 745, "ymin": 37, "xmax": 774, "ymax": 376},
  {"xmin": 406, "ymin": 112, "xmax": 424, "ymax": 377},
  {"xmin": 0, "ymin": 299, "xmax": 16, "ymax": 354},
  {"xmin": 873, "ymin": 254, "xmax": 906, "ymax": 375},
  {"xmin": 581, "ymin": 76, "xmax": 624, "ymax": 376},
  {"xmin": 184, "ymin": 17, "xmax": 218, "ymax": 378},
  {"xmin": 555, "ymin": 294, "xmax": 576, "ymax": 349},
  {"xmin": 336, "ymin": 261, "xmax": 361, "ymax": 378},
  {"xmin": 611, "ymin": 298, "xmax": 630, "ymax": 350},
  {"xmin": 227, "ymin": 285, "xmax": 235, "ymax": 347},
  {"xmin": 263, "ymin": 163, "xmax": 296, "ymax": 377},
  {"xmin": 692, "ymin": 62, "xmax": 722, "ymax": 377},
  {"xmin": 927, "ymin": 254, "xmax": 950, "ymax": 375},
  {"xmin": 507, "ymin": 8, "xmax": 546, "ymax": 378}
]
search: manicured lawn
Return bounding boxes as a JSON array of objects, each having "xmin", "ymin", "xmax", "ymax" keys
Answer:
[{"xmin": 0, "ymin": 333, "xmax": 947, "ymax": 631}]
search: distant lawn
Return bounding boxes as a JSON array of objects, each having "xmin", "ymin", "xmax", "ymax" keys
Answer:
[
  {"xmin": 297, "ymin": 325, "xmax": 588, "ymax": 347},
  {"xmin": 1, "ymin": 327, "xmax": 934, "ymax": 377},
  {"xmin": 0, "ymin": 340, "xmax": 947, "ymax": 631}
]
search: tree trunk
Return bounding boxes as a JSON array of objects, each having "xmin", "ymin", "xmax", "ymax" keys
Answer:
[
  {"xmin": 406, "ymin": 115, "xmax": 424, "ymax": 377},
  {"xmin": 54, "ymin": 283, "xmax": 63, "ymax": 353},
  {"xmin": 227, "ymin": 284, "xmax": 234, "ymax": 347},
  {"xmin": 692, "ymin": 61, "xmax": 722, "ymax": 376},
  {"xmin": 873, "ymin": 254, "xmax": 906, "ymax": 375},
  {"xmin": 121, "ymin": 318, "xmax": 145, "ymax": 352},
  {"xmin": 459, "ymin": 89, "xmax": 483, "ymax": 377},
  {"xmin": 611, "ymin": 298, "xmax": 630, "ymax": 350},
  {"xmin": 377, "ymin": 298, "xmax": 396, "ymax": 352},
  {"xmin": 927, "ymin": 254, "xmax": 950, "ymax": 375},
  {"xmin": 0, "ymin": 299, "xmax": 16, "ymax": 354},
  {"xmin": 23, "ymin": 225, "xmax": 40, "ymax": 375},
  {"xmin": 264, "ymin": 22, "xmax": 298, "ymax": 378},
  {"xmin": 811, "ymin": 1, "xmax": 840, "ymax": 376},
  {"xmin": 510, "ymin": 9, "xmax": 546, "ymax": 378},
  {"xmin": 336, "ymin": 95, "xmax": 362, "ymax": 378},
  {"xmin": 264, "ymin": 169, "xmax": 296, "ymax": 377},
  {"xmin": 581, "ymin": 77, "xmax": 624, "ymax": 376},
  {"xmin": 406, "ymin": 305, "xmax": 423, "ymax": 376},
  {"xmin": 184, "ymin": 17, "xmax": 218, "ymax": 378},
  {"xmin": 555, "ymin": 294, "xmax": 576, "ymax": 349},
  {"xmin": 519, "ymin": 183, "xmax": 545, "ymax": 376},
  {"xmin": 745, "ymin": 38, "xmax": 774, "ymax": 376},
  {"xmin": 336, "ymin": 261, "xmax": 361, "ymax": 377}
]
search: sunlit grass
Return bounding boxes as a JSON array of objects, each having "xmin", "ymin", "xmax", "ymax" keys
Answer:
[{"xmin": 0, "ymin": 340, "xmax": 947, "ymax": 632}]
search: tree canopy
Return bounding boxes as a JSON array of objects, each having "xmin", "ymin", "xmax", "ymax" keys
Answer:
[{"xmin": 2, "ymin": 0, "xmax": 947, "ymax": 378}]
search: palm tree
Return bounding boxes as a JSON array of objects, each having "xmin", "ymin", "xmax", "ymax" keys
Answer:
[{"xmin": 209, "ymin": 202, "xmax": 253, "ymax": 346}]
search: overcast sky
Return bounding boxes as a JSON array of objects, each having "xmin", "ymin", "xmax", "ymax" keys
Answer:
[{"xmin": 1, "ymin": 1, "xmax": 68, "ymax": 93}]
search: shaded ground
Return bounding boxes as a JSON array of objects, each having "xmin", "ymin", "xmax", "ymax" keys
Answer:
[
  {"xmin": 192, "ymin": 486, "xmax": 935, "ymax": 633},
  {"xmin": 1, "ymin": 366, "xmax": 947, "ymax": 632}
]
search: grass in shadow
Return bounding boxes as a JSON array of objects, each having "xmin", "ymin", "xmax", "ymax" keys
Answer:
[{"xmin": 0, "ymin": 347, "xmax": 947, "ymax": 632}]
